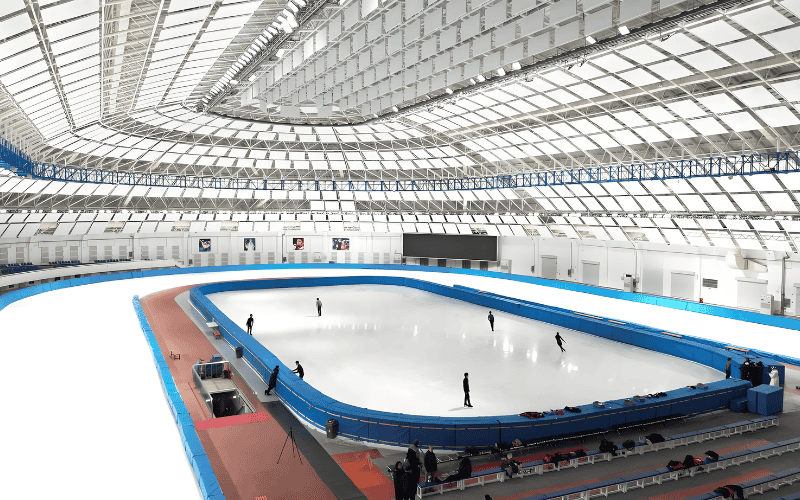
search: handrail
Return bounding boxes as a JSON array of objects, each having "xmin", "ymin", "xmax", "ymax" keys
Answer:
[{"xmin": 2, "ymin": 134, "xmax": 799, "ymax": 192}]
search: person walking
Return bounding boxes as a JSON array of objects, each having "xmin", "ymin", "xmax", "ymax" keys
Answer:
[
  {"xmin": 424, "ymin": 447, "xmax": 437, "ymax": 482},
  {"xmin": 488, "ymin": 311, "xmax": 494, "ymax": 331},
  {"xmin": 292, "ymin": 360, "xmax": 304, "ymax": 379},
  {"xmin": 463, "ymin": 373, "xmax": 472, "ymax": 407},
  {"xmin": 770, "ymin": 366, "xmax": 780, "ymax": 386},
  {"xmin": 316, "ymin": 297, "xmax": 322, "ymax": 317},
  {"xmin": 246, "ymin": 314, "xmax": 254, "ymax": 335},
  {"xmin": 725, "ymin": 358, "xmax": 732, "ymax": 379},
  {"xmin": 555, "ymin": 332, "xmax": 566, "ymax": 353},
  {"xmin": 265, "ymin": 365, "xmax": 279, "ymax": 395}
]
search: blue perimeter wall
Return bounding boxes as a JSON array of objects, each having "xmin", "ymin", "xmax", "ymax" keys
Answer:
[
  {"xmin": 190, "ymin": 275, "xmax": 767, "ymax": 449},
  {"xmin": 0, "ymin": 264, "xmax": 793, "ymax": 470}
]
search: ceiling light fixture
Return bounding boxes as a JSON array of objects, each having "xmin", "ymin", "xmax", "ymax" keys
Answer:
[
  {"xmin": 248, "ymin": 74, "xmax": 257, "ymax": 82},
  {"xmin": 476, "ymin": 75, "xmax": 485, "ymax": 82},
  {"xmin": 445, "ymin": 87, "xmax": 453, "ymax": 94},
  {"xmin": 618, "ymin": 25, "xmax": 630, "ymax": 35},
  {"xmin": 511, "ymin": 61, "xmax": 521, "ymax": 70},
  {"xmin": 469, "ymin": 78, "xmax": 476, "ymax": 85},
  {"xmin": 586, "ymin": 35, "xmax": 597, "ymax": 44},
  {"xmin": 392, "ymin": 106, "xmax": 398, "ymax": 112},
  {"xmin": 497, "ymin": 68, "xmax": 506, "ymax": 76}
]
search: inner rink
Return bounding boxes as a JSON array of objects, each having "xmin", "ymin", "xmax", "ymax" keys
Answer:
[{"xmin": 209, "ymin": 284, "xmax": 722, "ymax": 417}]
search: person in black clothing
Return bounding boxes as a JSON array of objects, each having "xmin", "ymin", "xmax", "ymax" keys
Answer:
[
  {"xmin": 246, "ymin": 314, "xmax": 254, "ymax": 335},
  {"xmin": 265, "ymin": 365, "xmax": 279, "ymax": 395},
  {"xmin": 406, "ymin": 447, "xmax": 421, "ymax": 497},
  {"xmin": 424, "ymin": 447, "xmax": 437, "ymax": 482},
  {"xmin": 555, "ymin": 332, "xmax": 566, "ymax": 353},
  {"xmin": 463, "ymin": 373, "xmax": 472, "ymax": 407},
  {"xmin": 725, "ymin": 357, "xmax": 732, "ymax": 379},
  {"xmin": 392, "ymin": 461, "xmax": 406, "ymax": 500},
  {"xmin": 292, "ymin": 361, "xmax": 304, "ymax": 379},
  {"xmin": 500, "ymin": 453, "xmax": 521, "ymax": 479},
  {"xmin": 316, "ymin": 297, "xmax": 322, "ymax": 316},
  {"xmin": 488, "ymin": 311, "xmax": 494, "ymax": 331}
]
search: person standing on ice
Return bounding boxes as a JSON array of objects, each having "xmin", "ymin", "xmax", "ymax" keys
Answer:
[
  {"xmin": 246, "ymin": 314, "xmax": 254, "ymax": 335},
  {"xmin": 555, "ymin": 332, "xmax": 566, "ymax": 353},
  {"xmin": 725, "ymin": 358, "xmax": 732, "ymax": 379},
  {"xmin": 316, "ymin": 297, "xmax": 322, "ymax": 316},
  {"xmin": 463, "ymin": 373, "xmax": 472, "ymax": 407},
  {"xmin": 488, "ymin": 311, "xmax": 495, "ymax": 331}
]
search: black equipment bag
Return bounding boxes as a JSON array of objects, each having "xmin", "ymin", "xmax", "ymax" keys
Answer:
[
  {"xmin": 622, "ymin": 440, "xmax": 636, "ymax": 451},
  {"xmin": 564, "ymin": 406, "xmax": 582, "ymax": 413},
  {"xmin": 705, "ymin": 450, "xmax": 719, "ymax": 461},
  {"xmin": 645, "ymin": 433, "xmax": 665, "ymax": 444}
]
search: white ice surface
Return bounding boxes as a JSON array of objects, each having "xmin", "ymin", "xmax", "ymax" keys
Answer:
[
  {"xmin": 210, "ymin": 285, "xmax": 720, "ymax": 416},
  {"xmin": 3, "ymin": 267, "xmax": 797, "ymax": 499}
]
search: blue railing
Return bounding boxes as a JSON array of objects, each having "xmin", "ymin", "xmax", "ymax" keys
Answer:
[{"xmin": 1, "ymin": 134, "xmax": 799, "ymax": 192}]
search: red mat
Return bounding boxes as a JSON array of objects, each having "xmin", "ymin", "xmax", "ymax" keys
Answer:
[
  {"xmin": 332, "ymin": 449, "xmax": 394, "ymax": 500},
  {"xmin": 645, "ymin": 469, "xmax": 773, "ymax": 500},
  {"xmin": 195, "ymin": 412, "xmax": 271, "ymax": 431}
]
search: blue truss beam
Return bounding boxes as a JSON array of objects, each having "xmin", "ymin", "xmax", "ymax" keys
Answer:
[{"xmin": 2, "ymin": 135, "xmax": 799, "ymax": 192}]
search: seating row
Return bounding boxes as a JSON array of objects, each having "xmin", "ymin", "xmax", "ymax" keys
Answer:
[
  {"xmin": 520, "ymin": 437, "xmax": 800, "ymax": 500},
  {"xmin": 686, "ymin": 466, "xmax": 800, "ymax": 499},
  {"xmin": 416, "ymin": 416, "xmax": 779, "ymax": 498}
]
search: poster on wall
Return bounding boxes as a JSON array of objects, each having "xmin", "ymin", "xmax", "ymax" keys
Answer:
[
  {"xmin": 293, "ymin": 238, "xmax": 304, "ymax": 250},
  {"xmin": 332, "ymin": 238, "xmax": 350, "ymax": 251},
  {"xmin": 199, "ymin": 239, "xmax": 211, "ymax": 252},
  {"xmin": 243, "ymin": 238, "xmax": 256, "ymax": 251}
]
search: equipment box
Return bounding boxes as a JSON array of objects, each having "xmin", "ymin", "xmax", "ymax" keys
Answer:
[{"xmin": 747, "ymin": 385, "xmax": 783, "ymax": 416}]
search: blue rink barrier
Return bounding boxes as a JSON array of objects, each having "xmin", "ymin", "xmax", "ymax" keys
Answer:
[
  {"xmin": 189, "ymin": 276, "xmax": 759, "ymax": 449},
  {"xmin": 0, "ymin": 264, "xmax": 791, "ymax": 454}
]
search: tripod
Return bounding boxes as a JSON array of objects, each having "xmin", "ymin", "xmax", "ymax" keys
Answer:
[{"xmin": 277, "ymin": 426, "xmax": 302, "ymax": 465}]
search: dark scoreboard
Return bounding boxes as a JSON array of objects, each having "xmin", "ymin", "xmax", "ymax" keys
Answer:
[{"xmin": 402, "ymin": 233, "xmax": 498, "ymax": 261}]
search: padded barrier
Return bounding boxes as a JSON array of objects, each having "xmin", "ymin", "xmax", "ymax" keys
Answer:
[
  {"xmin": 190, "ymin": 276, "xmax": 757, "ymax": 448},
  {"xmin": 0, "ymin": 265, "xmax": 789, "ymax": 453},
  {"xmin": 132, "ymin": 296, "xmax": 225, "ymax": 500}
]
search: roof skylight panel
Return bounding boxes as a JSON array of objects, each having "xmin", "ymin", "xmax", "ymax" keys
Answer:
[
  {"xmin": 597, "ymin": 197, "xmax": 623, "ymax": 211},
  {"xmin": 591, "ymin": 53, "xmax": 636, "ymax": 73},
  {"xmin": 617, "ymin": 68, "xmax": 660, "ymax": 87},
  {"xmin": 634, "ymin": 195, "xmax": 661, "ymax": 212},
  {"xmin": 506, "ymin": 99, "xmax": 537, "ymax": 113},
  {"xmin": 659, "ymin": 121, "xmax": 696, "ymax": 139},
  {"xmin": 638, "ymin": 105, "xmax": 674, "ymax": 123},
  {"xmin": 687, "ymin": 117, "xmax": 728, "ymax": 135},
  {"xmin": 534, "ymin": 142, "xmax": 560, "ymax": 155},
  {"xmin": 546, "ymin": 89, "xmax": 580, "ymax": 105},
  {"xmin": 550, "ymin": 122, "xmax": 580, "ymax": 137},
  {"xmin": 732, "ymin": 86, "xmax": 781, "ymax": 108},
  {"xmin": 653, "ymin": 33, "xmax": 704, "ymax": 56},
  {"xmin": 730, "ymin": 6, "xmax": 792, "ymax": 34},
  {"xmin": 719, "ymin": 111, "xmax": 762, "ymax": 132},
  {"xmin": 717, "ymin": 39, "xmax": 774, "ymax": 64},
  {"xmin": 542, "ymin": 69, "xmax": 580, "ymax": 86},
  {"xmin": 665, "ymin": 100, "xmax": 706, "ymax": 119},
  {"xmin": 462, "ymin": 112, "xmax": 490, "ymax": 124},
  {"xmin": 491, "ymin": 104, "xmax": 521, "ymax": 117},
  {"xmin": 500, "ymin": 82, "xmax": 536, "ymax": 97},
  {"xmin": 648, "ymin": 60, "xmax": 693, "ymax": 79},
  {"xmin": 552, "ymin": 139, "xmax": 579, "ymax": 153},
  {"xmin": 589, "ymin": 115, "xmax": 625, "ymax": 131},
  {"xmin": 764, "ymin": 25, "xmax": 800, "ymax": 54},
  {"xmin": 569, "ymin": 118, "xmax": 601, "ymax": 134},
  {"xmin": 696, "ymin": 93, "xmax": 740, "ymax": 114},
  {"xmin": 730, "ymin": 193, "xmax": 767, "ymax": 211},
  {"xmin": 754, "ymin": 106, "xmax": 800, "ymax": 127},
  {"xmin": 588, "ymin": 132, "xmax": 620, "ymax": 148},
  {"xmin": 633, "ymin": 126, "xmax": 668, "ymax": 142},
  {"xmin": 613, "ymin": 110, "xmax": 648, "ymax": 127},
  {"xmin": 610, "ymin": 129, "xmax": 644, "ymax": 145},
  {"xmin": 687, "ymin": 19, "xmax": 746, "ymax": 45},
  {"xmin": 526, "ymin": 94, "xmax": 559, "ymax": 109},
  {"xmin": 532, "ymin": 126, "xmax": 559, "ymax": 140},
  {"xmin": 761, "ymin": 193, "xmax": 798, "ymax": 212},
  {"xmin": 681, "ymin": 50, "xmax": 730, "ymax": 71},
  {"xmin": 590, "ymin": 75, "xmax": 630, "ymax": 93}
]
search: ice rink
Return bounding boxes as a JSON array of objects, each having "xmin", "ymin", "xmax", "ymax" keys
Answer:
[
  {"xmin": 4, "ymin": 266, "xmax": 796, "ymax": 499},
  {"xmin": 209, "ymin": 284, "xmax": 721, "ymax": 417}
]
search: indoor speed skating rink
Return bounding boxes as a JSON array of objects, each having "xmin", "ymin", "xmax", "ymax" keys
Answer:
[
  {"xmin": 4, "ymin": 267, "xmax": 799, "ymax": 499},
  {"xmin": 209, "ymin": 284, "xmax": 720, "ymax": 416}
]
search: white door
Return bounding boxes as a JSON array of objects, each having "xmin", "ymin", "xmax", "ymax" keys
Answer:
[
  {"xmin": 737, "ymin": 279, "xmax": 768, "ymax": 311},
  {"xmin": 670, "ymin": 272, "xmax": 695, "ymax": 300},
  {"xmin": 542, "ymin": 255, "xmax": 557, "ymax": 280},
  {"xmin": 582, "ymin": 261, "xmax": 600, "ymax": 286}
]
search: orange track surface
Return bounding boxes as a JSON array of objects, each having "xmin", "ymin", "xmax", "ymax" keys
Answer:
[
  {"xmin": 332, "ymin": 450, "xmax": 394, "ymax": 500},
  {"xmin": 140, "ymin": 286, "xmax": 337, "ymax": 500}
]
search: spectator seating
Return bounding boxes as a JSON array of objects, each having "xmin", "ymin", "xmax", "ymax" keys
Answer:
[
  {"xmin": 416, "ymin": 416, "xmax": 779, "ymax": 498},
  {"xmin": 517, "ymin": 437, "xmax": 800, "ymax": 500},
  {"xmin": 0, "ymin": 263, "xmax": 40, "ymax": 275},
  {"xmin": 685, "ymin": 466, "xmax": 800, "ymax": 499}
]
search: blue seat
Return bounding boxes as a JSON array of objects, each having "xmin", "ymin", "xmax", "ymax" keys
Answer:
[{"xmin": 739, "ymin": 474, "xmax": 777, "ymax": 487}]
